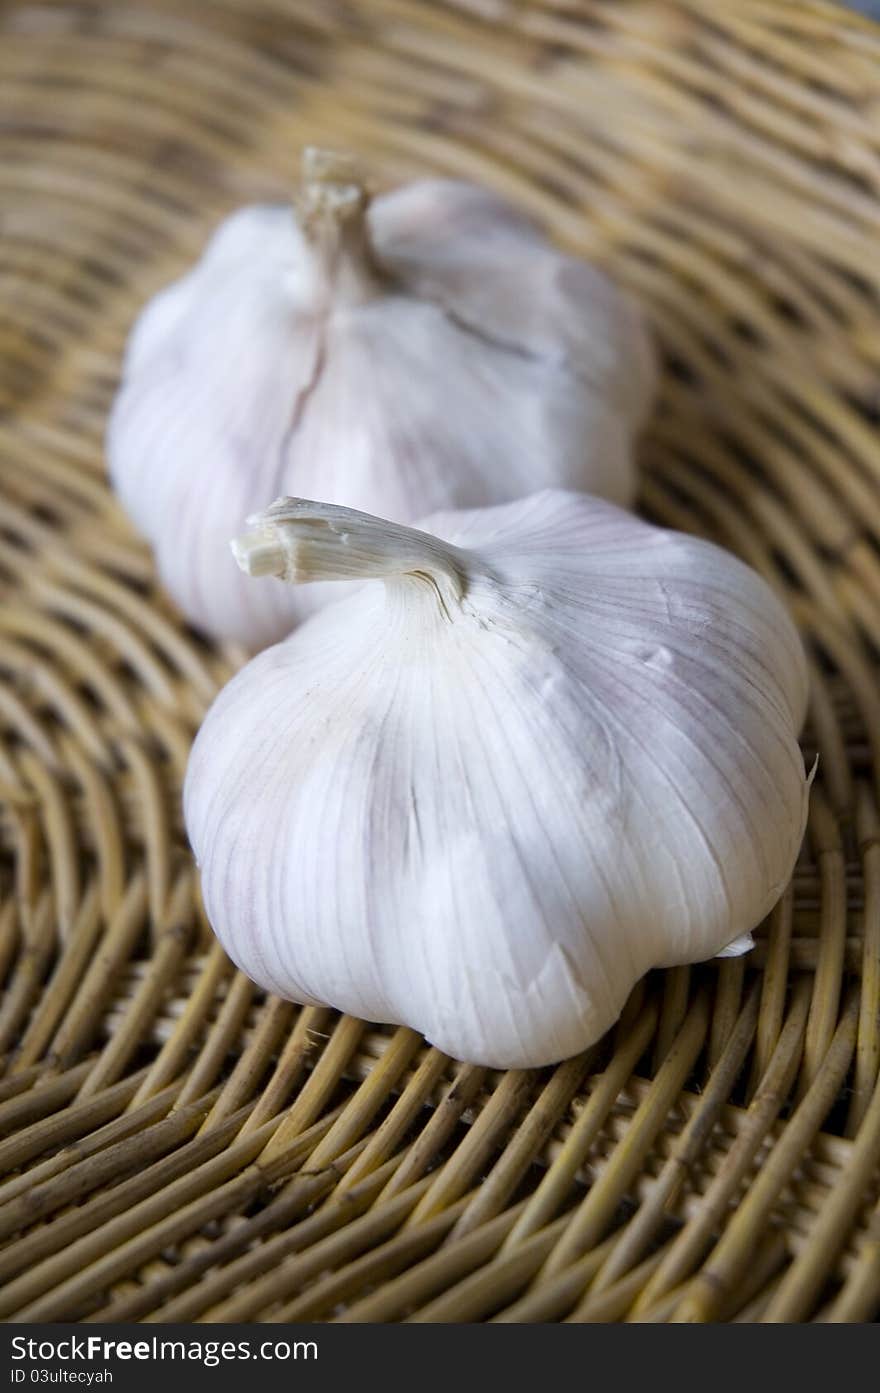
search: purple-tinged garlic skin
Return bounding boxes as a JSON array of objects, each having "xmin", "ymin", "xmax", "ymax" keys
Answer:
[{"xmin": 108, "ymin": 153, "xmax": 655, "ymax": 650}]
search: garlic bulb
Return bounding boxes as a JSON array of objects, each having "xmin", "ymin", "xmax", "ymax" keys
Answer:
[
  {"xmin": 108, "ymin": 149, "xmax": 655, "ymax": 650},
  {"xmin": 184, "ymin": 490, "xmax": 809, "ymax": 1069}
]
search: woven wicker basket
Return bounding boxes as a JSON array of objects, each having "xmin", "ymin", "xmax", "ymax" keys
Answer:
[{"xmin": 2, "ymin": 0, "xmax": 880, "ymax": 1324}]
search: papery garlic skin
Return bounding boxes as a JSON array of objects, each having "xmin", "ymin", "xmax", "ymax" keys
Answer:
[
  {"xmin": 184, "ymin": 490, "xmax": 809, "ymax": 1069},
  {"xmin": 108, "ymin": 152, "xmax": 655, "ymax": 650}
]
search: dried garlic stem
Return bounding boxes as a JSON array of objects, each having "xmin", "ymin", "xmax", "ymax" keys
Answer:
[
  {"xmin": 297, "ymin": 146, "xmax": 384, "ymax": 306},
  {"xmin": 232, "ymin": 498, "xmax": 469, "ymax": 606}
]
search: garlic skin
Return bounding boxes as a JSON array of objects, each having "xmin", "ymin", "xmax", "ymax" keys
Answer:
[
  {"xmin": 108, "ymin": 151, "xmax": 655, "ymax": 650},
  {"xmin": 184, "ymin": 490, "xmax": 809, "ymax": 1070}
]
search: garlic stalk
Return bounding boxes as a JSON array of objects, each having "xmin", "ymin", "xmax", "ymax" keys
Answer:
[
  {"xmin": 184, "ymin": 490, "xmax": 810, "ymax": 1069},
  {"xmin": 108, "ymin": 149, "xmax": 655, "ymax": 650}
]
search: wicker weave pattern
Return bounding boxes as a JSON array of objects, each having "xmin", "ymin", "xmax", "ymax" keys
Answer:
[{"xmin": 2, "ymin": 0, "xmax": 880, "ymax": 1323}]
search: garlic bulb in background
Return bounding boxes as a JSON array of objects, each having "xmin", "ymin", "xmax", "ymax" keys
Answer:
[
  {"xmin": 108, "ymin": 149, "xmax": 655, "ymax": 650},
  {"xmin": 184, "ymin": 490, "xmax": 810, "ymax": 1070}
]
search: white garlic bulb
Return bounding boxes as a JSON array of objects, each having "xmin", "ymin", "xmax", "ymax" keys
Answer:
[
  {"xmin": 184, "ymin": 489, "xmax": 810, "ymax": 1070},
  {"xmin": 108, "ymin": 149, "xmax": 655, "ymax": 650}
]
